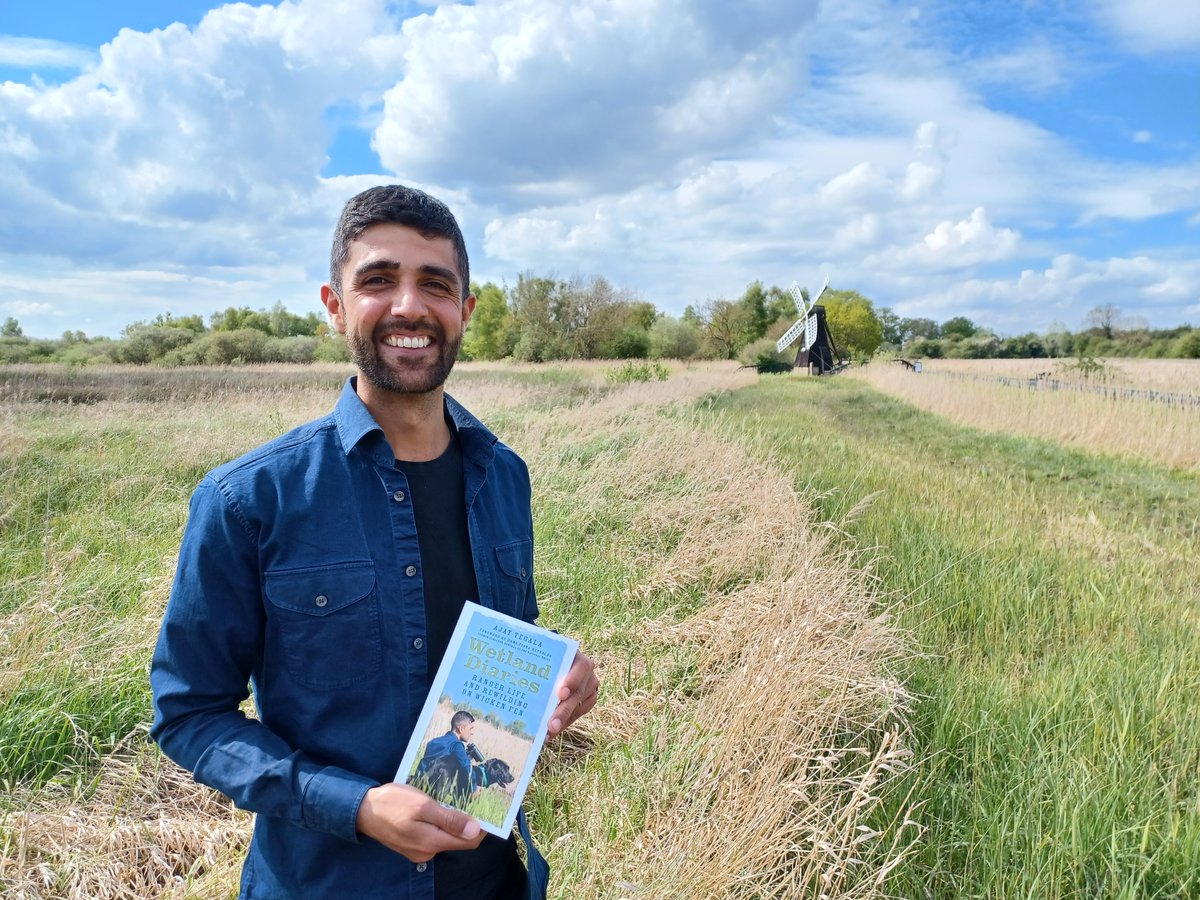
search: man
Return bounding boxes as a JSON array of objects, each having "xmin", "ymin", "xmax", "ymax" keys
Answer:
[
  {"xmin": 417, "ymin": 710, "xmax": 482, "ymax": 801},
  {"xmin": 150, "ymin": 184, "xmax": 598, "ymax": 900}
]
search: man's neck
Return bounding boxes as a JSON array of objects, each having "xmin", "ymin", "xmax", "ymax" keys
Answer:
[{"xmin": 355, "ymin": 378, "xmax": 451, "ymax": 463}]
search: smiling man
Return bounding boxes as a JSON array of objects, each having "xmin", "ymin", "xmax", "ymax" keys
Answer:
[{"xmin": 150, "ymin": 185, "xmax": 598, "ymax": 900}]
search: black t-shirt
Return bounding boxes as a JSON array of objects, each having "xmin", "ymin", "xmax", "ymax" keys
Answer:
[{"xmin": 395, "ymin": 430, "xmax": 526, "ymax": 900}]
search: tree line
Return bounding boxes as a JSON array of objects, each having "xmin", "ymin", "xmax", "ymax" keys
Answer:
[{"xmin": 2, "ymin": 284, "xmax": 1197, "ymax": 367}]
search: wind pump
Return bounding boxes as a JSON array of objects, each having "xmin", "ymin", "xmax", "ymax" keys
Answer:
[{"xmin": 775, "ymin": 278, "xmax": 846, "ymax": 375}]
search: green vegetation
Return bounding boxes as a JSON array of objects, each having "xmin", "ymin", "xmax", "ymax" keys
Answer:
[{"xmin": 710, "ymin": 377, "xmax": 1200, "ymax": 898}]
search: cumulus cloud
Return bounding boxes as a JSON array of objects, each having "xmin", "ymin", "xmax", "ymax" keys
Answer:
[
  {"xmin": 0, "ymin": 0, "xmax": 400, "ymax": 272},
  {"xmin": 884, "ymin": 207, "xmax": 1020, "ymax": 270},
  {"xmin": 373, "ymin": 0, "xmax": 819, "ymax": 203}
]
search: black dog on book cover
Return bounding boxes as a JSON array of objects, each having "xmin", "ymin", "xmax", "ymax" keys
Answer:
[{"xmin": 424, "ymin": 754, "xmax": 516, "ymax": 803}]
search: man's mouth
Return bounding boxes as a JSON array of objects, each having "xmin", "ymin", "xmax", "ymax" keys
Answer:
[{"xmin": 382, "ymin": 334, "xmax": 433, "ymax": 349}]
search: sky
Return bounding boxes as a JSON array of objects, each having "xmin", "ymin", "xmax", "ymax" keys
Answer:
[{"xmin": 1, "ymin": 0, "xmax": 1197, "ymax": 340}]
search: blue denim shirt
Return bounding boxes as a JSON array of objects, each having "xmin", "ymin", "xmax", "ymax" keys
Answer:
[{"xmin": 150, "ymin": 378, "xmax": 548, "ymax": 899}]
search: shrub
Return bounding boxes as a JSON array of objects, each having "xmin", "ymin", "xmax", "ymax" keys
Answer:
[{"xmin": 605, "ymin": 360, "xmax": 670, "ymax": 384}]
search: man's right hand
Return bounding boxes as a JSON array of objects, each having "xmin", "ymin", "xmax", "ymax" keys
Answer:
[{"xmin": 355, "ymin": 783, "xmax": 485, "ymax": 862}]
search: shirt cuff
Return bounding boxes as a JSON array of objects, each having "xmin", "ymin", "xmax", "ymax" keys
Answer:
[{"xmin": 300, "ymin": 766, "xmax": 378, "ymax": 843}]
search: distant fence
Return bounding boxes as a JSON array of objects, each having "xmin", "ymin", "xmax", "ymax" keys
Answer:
[{"xmin": 927, "ymin": 370, "xmax": 1200, "ymax": 411}]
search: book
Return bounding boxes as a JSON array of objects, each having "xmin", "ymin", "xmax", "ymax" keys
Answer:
[{"xmin": 394, "ymin": 602, "xmax": 578, "ymax": 838}]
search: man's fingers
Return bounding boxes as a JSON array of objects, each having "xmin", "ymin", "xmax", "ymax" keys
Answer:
[
  {"xmin": 549, "ymin": 652, "xmax": 599, "ymax": 735},
  {"xmin": 422, "ymin": 800, "xmax": 482, "ymax": 840}
]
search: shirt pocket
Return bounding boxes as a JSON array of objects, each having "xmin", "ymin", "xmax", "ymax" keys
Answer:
[
  {"xmin": 493, "ymin": 539, "xmax": 533, "ymax": 619},
  {"xmin": 263, "ymin": 561, "xmax": 382, "ymax": 689}
]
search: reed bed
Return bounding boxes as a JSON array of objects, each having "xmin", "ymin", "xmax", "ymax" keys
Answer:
[
  {"xmin": 847, "ymin": 361, "xmax": 1200, "ymax": 470},
  {"xmin": 1, "ymin": 361, "xmax": 914, "ymax": 899},
  {"xmin": 920, "ymin": 357, "xmax": 1200, "ymax": 392}
]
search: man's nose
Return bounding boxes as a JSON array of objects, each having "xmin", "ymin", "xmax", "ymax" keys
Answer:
[{"xmin": 391, "ymin": 279, "xmax": 428, "ymax": 318}]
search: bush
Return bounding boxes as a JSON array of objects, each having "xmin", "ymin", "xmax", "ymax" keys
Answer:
[
  {"xmin": 648, "ymin": 316, "xmax": 701, "ymax": 360},
  {"xmin": 738, "ymin": 336, "xmax": 791, "ymax": 370},
  {"xmin": 314, "ymin": 335, "xmax": 352, "ymax": 363},
  {"xmin": 602, "ymin": 326, "xmax": 651, "ymax": 360},
  {"xmin": 265, "ymin": 336, "xmax": 319, "ymax": 364},
  {"xmin": 113, "ymin": 326, "xmax": 197, "ymax": 364},
  {"xmin": 605, "ymin": 360, "xmax": 669, "ymax": 384}
]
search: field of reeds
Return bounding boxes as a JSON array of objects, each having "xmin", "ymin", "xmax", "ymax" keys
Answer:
[
  {"xmin": 0, "ymin": 362, "xmax": 914, "ymax": 899},
  {"xmin": 714, "ymin": 373, "xmax": 1199, "ymax": 898},
  {"xmin": 848, "ymin": 358, "xmax": 1200, "ymax": 470}
]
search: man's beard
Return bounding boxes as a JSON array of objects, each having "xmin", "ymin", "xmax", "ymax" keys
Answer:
[{"xmin": 346, "ymin": 319, "xmax": 462, "ymax": 395}]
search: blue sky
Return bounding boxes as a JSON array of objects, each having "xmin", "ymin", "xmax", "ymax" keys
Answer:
[{"xmin": 1, "ymin": 0, "xmax": 1197, "ymax": 339}]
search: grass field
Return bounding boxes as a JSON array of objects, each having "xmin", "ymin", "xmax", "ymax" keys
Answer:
[
  {"xmin": 2, "ymin": 361, "xmax": 1195, "ymax": 898},
  {"xmin": 1, "ymin": 362, "xmax": 911, "ymax": 899},
  {"xmin": 712, "ymin": 373, "xmax": 1200, "ymax": 898},
  {"xmin": 848, "ymin": 359, "xmax": 1200, "ymax": 470}
]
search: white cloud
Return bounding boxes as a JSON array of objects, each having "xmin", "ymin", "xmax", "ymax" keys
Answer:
[
  {"xmin": 1093, "ymin": 0, "xmax": 1200, "ymax": 53},
  {"xmin": 882, "ymin": 208, "xmax": 1020, "ymax": 270},
  {"xmin": 0, "ymin": 35, "xmax": 94, "ymax": 69},
  {"xmin": 373, "ymin": 0, "xmax": 820, "ymax": 203}
]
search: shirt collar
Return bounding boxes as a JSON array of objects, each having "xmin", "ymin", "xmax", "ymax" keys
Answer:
[{"xmin": 332, "ymin": 376, "xmax": 499, "ymax": 464}]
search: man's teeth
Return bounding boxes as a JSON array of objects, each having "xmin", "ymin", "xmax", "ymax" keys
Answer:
[{"xmin": 384, "ymin": 335, "xmax": 431, "ymax": 348}]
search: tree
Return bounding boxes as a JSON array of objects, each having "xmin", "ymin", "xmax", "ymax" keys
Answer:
[
  {"xmin": 648, "ymin": 315, "xmax": 701, "ymax": 360},
  {"xmin": 691, "ymin": 298, "xmax": 751, "ymax": 359},
  {"xmin": 765, "ymin": 285, "xmax": 798, "ymax": 326},
  {"xmin": 2, "ymin": 317, "xmax": 24, "ymax": 338},
  {"xmin": 1084, "ymin": 304, "xmax": 1120, "ymax": 340},
  {"xmin": 738, "ymin": 281, "xmax": 771, "ymax": 344},
  {"xmin": 821, "ymin": 289, "xmax": 883, "ymax": 356},
  {"xmin": 461, "ymin": 282, "xmax": 513, "ymax": 360},
  {"xmin": 941, "ymin": 316, "xmax": 978, "ymax": 338},
  {"xmin": 901, "ymin": 317, "xmax": 940, "ymax": 342},
  {"xmin": 877, "ymin": 307, "xmax": 903, "ymax": 346}
]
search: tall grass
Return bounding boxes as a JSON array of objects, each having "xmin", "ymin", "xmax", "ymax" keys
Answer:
[
  {"xmin": 848, "ymin": 361, "xmax": 1200, "ymax": 470},
  {"xmin": 1, "ymin": 362, "xmax": 913, "ymax": 899},
  {"xmin": 712, "ymin": 375, "xmax": 1200, "ymax": 898}
]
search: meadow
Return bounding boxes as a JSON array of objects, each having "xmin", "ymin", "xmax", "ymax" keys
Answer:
[
  {"xmin": 1, "ymin": 359, "xmax": 1195, "ymax": 898},
  {"xmin": 849, "ymin": 358, "xmax": 1200, "ymax": 470},
  {"xmin": 0, "ymin": 362, "xmax": 911, "ymax": 898}
]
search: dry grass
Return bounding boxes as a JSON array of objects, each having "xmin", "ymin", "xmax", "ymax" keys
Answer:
[
  {"xmin": 848, "ymin": 361, "xmax": 1200, "ymax": 470},
  {"xmin": 921, "ymin": 357, "xmax": 1200, "ymax": 392},
  {"xmin": 0, "ymin": 747, "xmax": 248, "ymax": 900},
  {"xmin": 513, "ymin": 369, "xmax": 916, "ymax": 898}
]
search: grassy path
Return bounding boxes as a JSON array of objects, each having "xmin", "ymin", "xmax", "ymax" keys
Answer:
[{"xmin": 709, "ymin": 376, "xmax": 1200, "ymax": 898}]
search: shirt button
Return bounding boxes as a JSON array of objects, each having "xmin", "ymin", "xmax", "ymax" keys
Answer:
[
  {"xmin": 314, "ymin": 595, "xmax": 328, "ymax": 607},
  {"xmin": 393, "ymin": 490, "xmax": 405, "ymax": 502},
  {"xmin": 406, "ymin": 565, "xmax": 417, "ymax": 577},
  {"xmin": 520, "ymin": 567, "xmax": 527, "ymax": 578},
  {"xmin": 413, "ymin": 638, "xmax": 424, "ymax": 650},
  {"xmin": 416, "ymin": 862, "xmax": 427, "ymax": 873}
]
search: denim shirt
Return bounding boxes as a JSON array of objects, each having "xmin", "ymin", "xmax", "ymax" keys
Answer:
[{"xmin": 150, "ymin": 378, "xmax": 548, "ymax": 900}]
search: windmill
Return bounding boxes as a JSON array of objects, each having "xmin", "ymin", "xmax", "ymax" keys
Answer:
[{"xmin": 775, "ymin": 277, "xmax": 845, "ymax": 374}]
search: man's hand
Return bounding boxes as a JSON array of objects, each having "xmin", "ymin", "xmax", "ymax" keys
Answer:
[
  {"xmin": 548, "ymin": 650, "xmax": 599, "ymax": 737},
  {"xmin": 355, "ymin": 783, "xmax": 485, "ymax": 862}
]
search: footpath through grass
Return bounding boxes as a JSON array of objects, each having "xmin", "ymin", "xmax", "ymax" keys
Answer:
[{"xmin": 709, "ymin": 376, "xmax": 1200, "ymax": 899}]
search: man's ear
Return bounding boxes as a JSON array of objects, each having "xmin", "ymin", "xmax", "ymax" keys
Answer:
[
  {"xmin": 461, "ymin": 292, "xmax": 476, "ymax": 328},
  {"xmin": 320, "ymin": 285, "xmax": 346, "ymax": 334}
]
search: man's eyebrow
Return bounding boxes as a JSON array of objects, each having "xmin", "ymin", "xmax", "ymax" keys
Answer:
[{"xmin": 351, "ymin": 259, "xmax": 460, "ymax": 288}]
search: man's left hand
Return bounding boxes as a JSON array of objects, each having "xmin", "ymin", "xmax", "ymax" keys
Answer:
[{"xmin": 548, "ymin": 651, "xmax": 598, "ymax": 737}]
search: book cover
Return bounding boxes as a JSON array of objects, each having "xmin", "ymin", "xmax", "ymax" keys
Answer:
[{"xmin": 394, "ymin": 602, "xmax": 578, "ymax": 838}]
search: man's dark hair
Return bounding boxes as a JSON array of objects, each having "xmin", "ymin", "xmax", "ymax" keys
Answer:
[
  {"xmin": 450, "ymin": 709, "xmax": 475, "ymax": 732},
  {"xmin": 329, "ymin": 184, "xmax": 470, "ymax": 299}
]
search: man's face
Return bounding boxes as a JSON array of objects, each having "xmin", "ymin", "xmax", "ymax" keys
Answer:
[
  {"xmin": 455, "ymin": 719, "xmax": 475, "ymax": 741},
  {"xmin": 322, "ymin": 223, "xmax": 475, "ymax": 396}
]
